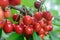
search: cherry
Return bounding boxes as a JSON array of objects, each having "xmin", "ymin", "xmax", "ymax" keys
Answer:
[
  {"xmin": 40, "ymin": 34, "xmax": 45, "ymax": 39},
  {"xmin": 42, "ymin": 11, "xmax": 53, "ymax": 21},
  {"xmin": 46, "ymin": 20, "xmax": 52, "ymax": 25},
  {"xmin": 0, "ymin": 0, "xmax": 9, "ymax": 8},
  {"xmin": 19, "ymin": 22, "xmax": 26, "ymax": 29},
  {"xmin": 25, "ymin": 26, "xmax": 33, "ymax": 35},
  {"xmin": 14, "ymin": 25, "xmax": 23, "ymax": 34},
  {"xmin": 39, "ymin": 20, "xmax": 44, "ymax": 27},
  {"xmin": 9, "ymin": 0, "xmax": 21, "ymax": 6},
  {"xmin": 34, "ymin": 23, "xmax": 41, "ymax": 32},
  {"xmin": 34, "ymin": 1, "xmax": 41, "ymax": 9},
  {"xmin": 12, "ymin": 14, "xmax": 20, "ymax": 22},
  {"xmin": 44, "ymin": 25, "xmax": 53, "ymax": 31},
  {"xmin": 34, "ymin": 12, "xmax": 42, "ymax": 20},
  {"xmin": 3, "ymin": 20, "xmax": 13, "ymax": 33},
  {"xmin": 4, "ymin": 8, "xmax": 11, "ymax": 18},
  {"xmin": 23, "ymin": 15, "xmax": 32, "ymax": 25},
  {"xmin": 0, "ymin": 7, "xmax": 4, "ymax": 20},
  {"xmin": 31, "ymin": 17, "xmax": 37, "ymax": 25},
  {"xmin": 13, "ymin": 24, "xmax": 16, "ymax": 31},
  {"xmin": 38, "ymin": 28, "xmax": 45, "ymax": 35},
  {"xmin": 0, "ymin": 19, "xmax": 5, "ymax": 29}
]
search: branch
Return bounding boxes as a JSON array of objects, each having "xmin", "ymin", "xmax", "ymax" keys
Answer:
[{"xmin": 10, "ymin": 6, "xmax": 26, "ymax": 16}]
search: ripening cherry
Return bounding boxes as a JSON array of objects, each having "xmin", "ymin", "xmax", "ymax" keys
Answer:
[
  {"xmin": 12, "ymin": 14, "xmax": 20, "ymax": 22},
  {"xmin": 44, "ymin": 25, "xmax": 53, "ymax": 31},
  {"xmin": 23, "ymin": 15, "xmax": 32, "ymax": 25},
  {"xmin": 14, "ymin": 25, "xmax": 23, "ymax": 34},
  {"xmin": 0, "ymin": 7, "xmax": 4, "ymax": 20},
  {"xmin": 4, "ymin": 8, "xmax": 11, "ymax": 18},
  {"xmin": 0, "ymin": 19, "xmax": 5, "ymax": 29},
  {"xmin": 34, "ymin": 12, "xmax": 42, "ymax": 20},
  {"xmin": 9, "ymin": 0, "xmax": 21, "ymax": 6},
  {"xmin": 3, "ymin": 20, "xmax": 13, "ymax": 33},
  {"xmin": 25, "ymin": 26, "xmax": 33, "ymax": 35},
  {"xmin": 0, "ymin": 0, "xmax": 9, "ymax": 8},
  {"xmin": 42, "ymin": 11, "xmax": 53, "ymax": 21}
]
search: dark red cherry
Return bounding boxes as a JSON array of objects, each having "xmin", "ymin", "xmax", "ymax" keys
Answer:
[{"xmin": 12, "ymin": 14, "xmax": 20, "ymax": 22}]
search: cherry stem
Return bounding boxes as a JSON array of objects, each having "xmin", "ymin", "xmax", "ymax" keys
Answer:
[{"xmin": 10, "ymin": 6, "xmax": 32, "ymax": 16}]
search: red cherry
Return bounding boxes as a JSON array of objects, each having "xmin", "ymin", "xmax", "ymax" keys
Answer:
[
  {"xmin": 4, "ymin": 20, "xmax": 13, "ymax": 33},
  {"xmin": 23, "ymin": 15, "xmax": 32, "ymax": 25},
  {"xmin": 13, "ymin": 14, "xmax": 20, "ymax": 22},
  {"xmin": 4, "ymin": 8, "xmax": 11, "ymax": 18},
  {"xmin": 19, "ymin": 22, "xmax": 26, "ymax": 29},
  {"xmin": 0, "ymin": 7, "xmax": 4, "ymax": 20},
  {"xmin": 0, "ymin": 0, "xmax": 9, "ymax": 8},
  {"xmin": 34, "ymin": 23, "xmax": 41, "ymax": 32},
  {"xmin": 13, "ymin": 24, "xmax": 16, "ymax": 31},
  {"xmin": 0, "ymin": 19, "xmax": 5, "ymax": 29},
  {"xmin": 34, "ymin": 12, "xmax": 42, "ymax": 20},
  {"xmin": 39, "ymin": 20, "xmax": 44, "ymax": 27},
  {"xmin": 40, "ymin": 34, "xmax": 45, "ymax": 39},
  {"xmin": 31, "ymin": 17, "xmax": 37, "ymax": 25},
  {"xmin": 42, "ymin": 11, "xmax": 53, "ymax": 21},
  {"xmin": 9, "ymin": 0, "xmax": 21, "ymax": 6},
  {"xmin": 15, "ymin": 25, "xmax": 23, "ymax": 34},
  {"xmin": 44, "ymin": 25, "xmax": 53, "ymax": 31},
  {"xmin": 25, "ymin": 26, "xmax": 33, "ymax": 35},
  {"xmin": 46, "ymin": 21, "xmax": 52, "ymax": 25},
  {"xmin": 38, "ymin": 28, "xmax": 45, "ymax": 35}
]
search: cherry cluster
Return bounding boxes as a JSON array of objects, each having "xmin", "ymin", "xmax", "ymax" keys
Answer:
[
  {"xmin": 3, "ymin": 11, "xmax": 53, "ymax": 39},
  {"xmin": 0, "ymin": 7, "xmax": 11, "ymax": 28},
  {"xmin": 0, "ymin": 0, "xmax": 21, "ymax": 8}
]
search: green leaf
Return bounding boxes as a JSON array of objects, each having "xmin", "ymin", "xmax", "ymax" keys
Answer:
[
  {"xmin": 49, "ymin": 31, "xmax": 58, "ymax": 40},
  {"xmin": 6, "ymin": 32, "xmax": 24, "ymax": 40},
  {"xmin": 33, "ymin": 31, "xmax": 42, "ymax": 40},
  {"xmin": 0, "ymin": 29, "xmax": 2, "ymax": 39},
  {"xmin": 54, "ymin": 0, "xmax": 60, "ymax": 5},
  {"xmin": 50, "ymin": 9, "xmax": 59, "ymax": 16},
  {"xmin": 53, "ymin": 19, "xmax": 60, "ymax": 26},
  {"xmin": 21, "ymin": 0, "xmax": 36, "ymax": 8}
]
